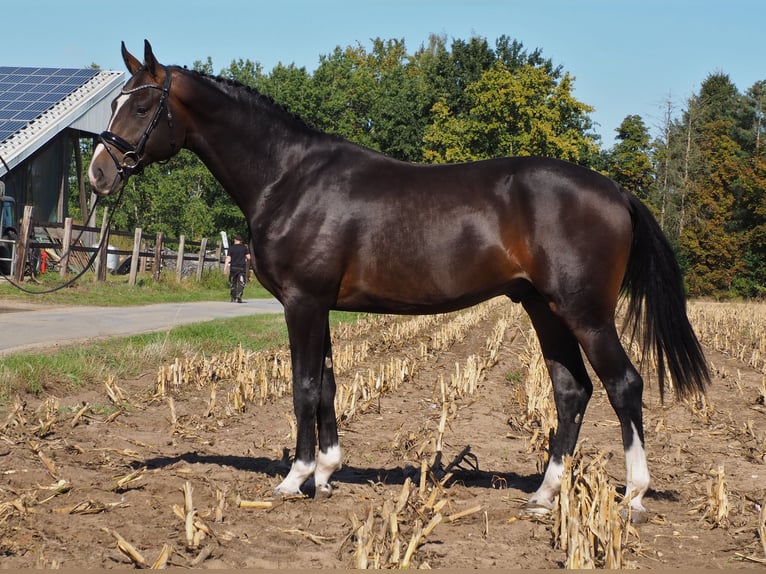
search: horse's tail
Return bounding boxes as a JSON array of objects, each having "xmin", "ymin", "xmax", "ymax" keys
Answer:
[{"xmin": 621, "ymin": 191, "xmax": 710, "ymax": 401}]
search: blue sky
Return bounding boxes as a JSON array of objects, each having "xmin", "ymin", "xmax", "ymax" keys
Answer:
[{"xmin": 1, "ymin": 0, "xmax": 762, "ymax": 146}]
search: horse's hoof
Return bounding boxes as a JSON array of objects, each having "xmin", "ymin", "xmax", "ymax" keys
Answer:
[
  {"xmin": 272, "ymin": 485, "xmax": 302, "ymax": 498},
  {"xmin": 524, "ymin": 499, "xmax": 554, "ymax": 516},
  {"xmin": 314, "ymin": 483, "xmax": 333, "ymax": 500},
  {"xmin": 620, "ymin": 506, "xmax": 649, "ymax": 524}
]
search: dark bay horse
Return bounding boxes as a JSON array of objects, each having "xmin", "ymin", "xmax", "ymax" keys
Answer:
[{"xmin": 88, "ymin": 41, "xmax": 709, "ymax": 519}]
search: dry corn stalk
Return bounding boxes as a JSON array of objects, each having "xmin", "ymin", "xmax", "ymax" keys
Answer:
[
  {"xmin": 27, "ymin": 441, "xmax": 58, "ymax": 479},
  {"xmin": 70, "ymin": 402, "xmax": 91, "ymax": 428},
  {"xmin": 152, "ymin": 543, "xmax": 173, "ymax": 569},
  {"xmin": 105, "ymin": 375, "xmax": 127, "ymax": 405},
  {"xmin": 0, "ymin": 498, "xmax": 28, "ymax": 524},
  {"xmin": 172, "ymin": 481, "xmax": 216, "ymax": 550},
  {"xmin": 111, "ymin": 466, "xmax": 146, "ymax": 492},
  {"xmin": 0, "ymin": 396, "xmax": 27, "ymax": 432},
  {"xmin": 346, "ymin": 464, "xmax": 482, "ymax": 569},
  {"xmin": 687, "ymin": 301, "xmax": 766, "ymax": 373},
  {"xmin": 701, "ymin": 465, "xmax": 730, "ymax": 528},
  {"xmin": 103, "ymin": 527, "xmax": 147, "ymax": 568},
  {"xmin": 37, "ymin": 479, "xmax": 72, "ymax": 504},
  {"xmin": 554, "ymin": 452, "xmax": 631, "ymax": 569}
]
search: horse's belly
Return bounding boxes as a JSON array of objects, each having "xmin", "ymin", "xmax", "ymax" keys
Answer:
[{"xmin": 335, "ymin": 265, "xmax": 521, "ymax": 314}]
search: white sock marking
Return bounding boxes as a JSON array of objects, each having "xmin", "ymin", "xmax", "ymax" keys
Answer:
[{"xmin": 625, "ymin": 423, "xmax": 650, "ymax": 511}]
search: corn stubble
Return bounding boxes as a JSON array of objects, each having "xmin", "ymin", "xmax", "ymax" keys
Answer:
[{"xmin": 4, "ymin": 299, "xmax": 766, "ymax": 567}]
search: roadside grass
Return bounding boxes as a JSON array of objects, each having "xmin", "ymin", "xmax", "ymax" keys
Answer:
[
  {"xmin": 0, "ymin": 307, "xmax": 366, "ymax": 407},
  {"xmin": 0, "ymin": 269, "xmax": 272, "ymax": 306}
]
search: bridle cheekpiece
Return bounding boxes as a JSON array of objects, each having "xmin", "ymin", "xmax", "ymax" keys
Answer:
[{"xmin": 99, "ymin": 64, "xmax": 176, "ymax": 180}]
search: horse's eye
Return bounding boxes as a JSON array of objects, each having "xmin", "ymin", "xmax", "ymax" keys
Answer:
[{"xmin": 137, "ymin": 106, "xmax": 149, "ymax": 116}]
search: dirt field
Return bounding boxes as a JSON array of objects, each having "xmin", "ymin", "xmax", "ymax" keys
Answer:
[{"xmin": 1, "ymin": 298, "xmax": 765, "ymax": 569}]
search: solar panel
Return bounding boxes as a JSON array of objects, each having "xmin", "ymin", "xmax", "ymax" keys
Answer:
[{"xmin": 0, "ymin": 67, "xmax": 101, "ymax": 143}]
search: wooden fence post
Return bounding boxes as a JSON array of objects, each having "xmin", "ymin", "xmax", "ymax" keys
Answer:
[
  {"xmin": 13, "ymin": 205, "xmax": 34, "ymax": 283},
  {"xmin": 175, "ymin": 234, "xmax": 186, "ymax": 282},
  {"xmin": 94, "ymin": 207, "xmax": 109, "ymax": 282},
  {"xmin": 139, "ymin": 239, "xmax": 147, "ymax": 273},
  {"xmin": 196, "ymin": 237, "xmax": 208, "ymax": 282},
  {"xmin": 59, "ymin": 217, "xmax": 73, "ymax": 279},
  {"xmin": 153, "ymin": 231, "xmax": 164, "ymax": 282},
  {"xmin": 129, "ymin": 227, "xmax": 142, "ymax": 286},
  {"xmin": 214, "ymin": 243, "xmax": 222, "ymax": 272}
]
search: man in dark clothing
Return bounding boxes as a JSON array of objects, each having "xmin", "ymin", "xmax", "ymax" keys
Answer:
[{"xmin": 224, "ymin": 235, "xmax": 251, "ymax": 302}]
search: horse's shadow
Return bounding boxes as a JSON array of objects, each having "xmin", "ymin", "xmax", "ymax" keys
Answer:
[
  {"xmin": 137, "ymin": 446, "xmax": 677, "ymax": 504},
  {"xmin": 138, "ymin": 446, "xmax": 542, "ymax": 497}
]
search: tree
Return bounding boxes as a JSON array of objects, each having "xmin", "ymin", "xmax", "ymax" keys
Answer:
[
  {"xmin": 423, "ymin": 62, "xmax": 597, "ymax": 163},
  {"xmin": 257, "ymin": 63, "xmax": 318, "ymax": 127},
  {"xmin": 677, "ymin": 74, "xmax": 751, "ymax": 296},
  {"xmin": 608, "ymin": 115, "xmax": 656, "ymax": 203}
]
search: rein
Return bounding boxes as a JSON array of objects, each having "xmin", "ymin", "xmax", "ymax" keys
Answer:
[{"xmin": 98, "ymin": 64, "xmax": 176, "ymax": 179}]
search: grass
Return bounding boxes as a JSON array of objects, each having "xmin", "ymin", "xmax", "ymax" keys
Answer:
[
  {"xmin": 0, "ymin": 269, "xmax": 273, "ymax": 306},
  {"xmin": 0, "ymin": 314, "xmax": 289, "ymax": 402},
  {"xmin": 0, "ymin": 272, "xmax": 368, "ymax": 405}
]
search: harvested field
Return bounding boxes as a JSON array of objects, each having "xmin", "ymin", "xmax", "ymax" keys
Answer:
[{"xmin": 1, "ymin": 298, "xmax": 765, "ymax": 569}]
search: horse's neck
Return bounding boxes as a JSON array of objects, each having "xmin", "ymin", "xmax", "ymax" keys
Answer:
[{"xmin": 181, "ymin": 73, "xmax": 314, "ymax": 203}]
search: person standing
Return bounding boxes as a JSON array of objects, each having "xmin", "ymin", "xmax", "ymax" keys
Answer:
[{"xmin": 223, "ymin": 235, "xmax": 251, "ymax": 303}]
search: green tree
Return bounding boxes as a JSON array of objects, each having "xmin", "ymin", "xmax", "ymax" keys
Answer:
[
  {"xmin": 677, "ymin": 73, "xmax": 751, "ymax": 296},
  {"xmin": 312, "ymin": 44, "xmax": 378, "ymax": 148},
  {"xmin": 257, "ymin": 63, "xmax": 318, "ymax": 126},
  {"xmin": 423, "ymin": 62, "xmax": 597, "ymax": 163},
  {"xmin": 608, "ymin": 115, "xmax": 656, "ymax": 203}
]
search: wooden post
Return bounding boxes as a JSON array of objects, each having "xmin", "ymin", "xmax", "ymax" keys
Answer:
[
  {"xmin": 175, "ymin": 234, "xmax": 186, "ymax": 282},
  {"xmin": 196, "ymin": 237, "xmax": 208, "ymax": 282},
  {"xmin": 214, "ymin": 243, "xmax": 222, "ymax": 272},
  {"xmin": 74, "ymin": 133, "xmax": 88, "ymax": 223},
  {"xmin": 13, "ymin": 205, "xmax": 34, "ymax": 283},
  {"xmin": 128, "ymin": 227, "xmax": 142, "ymax": 286},
  {"xmin": 153, "ymin": 231, "xmax": 164, "ymax": 282},
  {"xmin": 94, "ymin": 207, "xmax": 109, "ymax": 282},
  {"xmin": 59, "ymin": 217, "xmax": 73, "ymax": 279},
  {"xmin": 139, "ymin": 239, "xmax": 147, "ymax": 273}
]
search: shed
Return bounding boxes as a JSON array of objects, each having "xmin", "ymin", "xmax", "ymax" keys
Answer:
[{"xmin": 0, "ymin": 66, "xmax": 124, "ymax": 224}]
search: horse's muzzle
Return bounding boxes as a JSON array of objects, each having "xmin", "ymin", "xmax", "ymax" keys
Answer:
[{"xmin": 88, "ymin": 146, "xmax": 125, "ymax": 196}]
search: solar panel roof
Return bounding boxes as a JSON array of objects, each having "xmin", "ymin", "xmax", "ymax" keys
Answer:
[{"xmin": 0, "ymin": 67, "xmax": 101, "ymax": 143}]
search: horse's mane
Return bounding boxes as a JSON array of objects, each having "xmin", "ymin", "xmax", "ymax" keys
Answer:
[{"xmin": 182, "ymin": 67, "xmax": 323, "ymax": 136}]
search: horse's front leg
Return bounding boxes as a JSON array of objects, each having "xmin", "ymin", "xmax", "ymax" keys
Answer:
[
  {"xmin": 273, "ymin": 304, "xmax": 341, "ymax": 498},
  {"xmin": 314, "ymin": 321, "xmax": 342, "ymax": 498}
]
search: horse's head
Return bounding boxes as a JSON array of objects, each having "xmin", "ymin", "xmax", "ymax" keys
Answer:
[{"xmin": 88, "ymin": 40, "xmax": 181, "ymax": 196}]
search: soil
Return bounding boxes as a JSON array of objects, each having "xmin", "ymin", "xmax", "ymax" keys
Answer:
[{"xmin": 1, "ymin": 298, "xmax": 765, "ymax": 569}]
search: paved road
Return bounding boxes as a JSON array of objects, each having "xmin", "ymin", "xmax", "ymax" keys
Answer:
[{"xmin": 0, "ymin": 298, "xmax": 284, "ymax": 356}]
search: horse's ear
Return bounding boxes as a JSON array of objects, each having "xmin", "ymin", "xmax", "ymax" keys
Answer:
[
  {"xmin": 121, "ymin": 41, "xmax": 142, "ymax": 75},
  {"xmin": 143, "ymin": 39, "xmax": 160, "ymax": 77}
]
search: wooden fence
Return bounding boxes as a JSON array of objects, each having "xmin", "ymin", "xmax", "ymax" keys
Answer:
[{"xmin": 14, "ymin": 205, "xmax": 225, "ymax": 285}]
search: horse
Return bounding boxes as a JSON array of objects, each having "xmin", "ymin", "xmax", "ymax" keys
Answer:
[{"xmin": 88, "ymin": 41, "xmax": 710, "ymax": 520}]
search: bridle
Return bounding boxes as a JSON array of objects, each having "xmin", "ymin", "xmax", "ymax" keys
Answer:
[{"xmin": 98, "ymin": 64, "xmax": 177, "ymax": 180}]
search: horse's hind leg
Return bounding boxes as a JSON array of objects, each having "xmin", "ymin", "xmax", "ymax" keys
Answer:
[
  {"xmin": 574, "ymin": 322, "xmax": 650, "ymax": 520},
  {"xmin": 519, "ymin": 293, "xmax": 593, "ymax": 513}
]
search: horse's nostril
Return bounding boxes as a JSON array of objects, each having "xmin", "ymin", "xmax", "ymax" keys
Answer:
[{"xmin": 88, "ymin": 164, "xmax": 104, "ymax": 189}]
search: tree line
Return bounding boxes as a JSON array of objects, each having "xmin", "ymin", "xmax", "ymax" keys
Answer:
[{"xmin": 75, "ymin": 34, "xmax": 765, "ymax": 298}]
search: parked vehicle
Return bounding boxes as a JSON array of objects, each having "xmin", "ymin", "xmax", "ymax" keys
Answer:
[{"xmin": 0, "ymin": 181, "xmax": 17, "ymax": 276}]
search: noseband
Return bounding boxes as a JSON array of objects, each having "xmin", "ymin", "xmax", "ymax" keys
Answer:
[{"xmin": 99, "ymin": 64, "xmax": 176, "ymax": 180}]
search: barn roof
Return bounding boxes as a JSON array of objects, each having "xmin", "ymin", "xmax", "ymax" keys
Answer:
[{"xmin": 0, "ymin": 67, "xmax": 124, "ymax": 177}]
